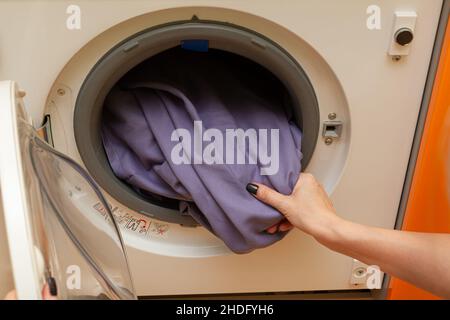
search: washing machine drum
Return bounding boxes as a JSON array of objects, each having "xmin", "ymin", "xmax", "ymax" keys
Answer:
[
  {"xmin": 74, "ymin": 22, "xmax": 319, "ymax": 254},
  {"xmin": 101, "ymin": 47, "xmax": 302, "ymax": 253}
]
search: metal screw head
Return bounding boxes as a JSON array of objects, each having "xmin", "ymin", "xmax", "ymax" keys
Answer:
[
  {"xmin": 328, "ymin": 113, "xmax": 337, "ymax": 120},
  {"xmin": 354, "ymin": 267, "xmax": 367, "ymax": 278},
  {"xmin": 392, "ymin": 55, "xmax": 402, "ymax": 62},
  {"xmin": 324, "ymin": 137, "xmax": 333, "ymax": 145},
  {"xmin": 57, "ymin": 88, "xmax": 66, "ymax": 96}
]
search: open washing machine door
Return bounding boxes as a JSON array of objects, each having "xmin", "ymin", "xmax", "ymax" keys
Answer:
[{"xmin": 0, "ymin": 81, "xmax": 136, "ymax": 300}]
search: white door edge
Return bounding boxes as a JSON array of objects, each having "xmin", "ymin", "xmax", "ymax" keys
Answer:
[{"xmin": 0, "ymin": 81, "xmax": 43, "ymax": 299}]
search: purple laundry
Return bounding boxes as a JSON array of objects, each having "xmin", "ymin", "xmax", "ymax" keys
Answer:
[{"xmin": 101, "ymin": 48, "xmax": 303, "ymax": 253}]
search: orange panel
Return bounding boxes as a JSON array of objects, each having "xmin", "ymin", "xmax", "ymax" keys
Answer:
[{"xmin": 388, "ymin": 17, "xmax": 450, "ymax": 300}]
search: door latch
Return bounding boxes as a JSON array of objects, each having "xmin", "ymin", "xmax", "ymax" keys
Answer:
[{"xmin": 322, "ymin": 120, "xmax": 343, "ymax": 145}]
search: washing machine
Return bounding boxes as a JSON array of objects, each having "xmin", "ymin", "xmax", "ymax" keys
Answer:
[{"xmin": 0, "ymin": 0, "xmax": 445, "ymax": 299}]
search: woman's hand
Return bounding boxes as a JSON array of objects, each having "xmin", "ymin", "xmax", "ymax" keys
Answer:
[
  {"xmin": 248, "ymin": 173, "xmax": 343, "ymax": 242},
  {"xmin": 249, "ymin": 173, "xmax": 450, "ymax": 299}
]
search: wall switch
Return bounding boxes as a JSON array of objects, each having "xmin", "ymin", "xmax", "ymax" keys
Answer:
[{"xmin": 388, "ymin": 11, "xmax": 417, "ymax": 56}]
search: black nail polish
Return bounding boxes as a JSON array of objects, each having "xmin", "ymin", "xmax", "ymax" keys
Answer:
[
  {"xmin": 246, "ymin": 183, "xmax": 258, "ymax": 195},
  {"xmin": 47, "ymin": 276, "xmax": 58, "ymax": 296}
]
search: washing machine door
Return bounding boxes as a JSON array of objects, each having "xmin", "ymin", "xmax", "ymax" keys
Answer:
[{"xmin": 0, "ymin": 81, "xmax": 136, "ymax": 300}]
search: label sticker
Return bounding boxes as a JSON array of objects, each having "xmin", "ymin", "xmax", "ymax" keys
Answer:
[{"xmin": 92, "ymin": 202, "xmax": 170, "ymax": 238}]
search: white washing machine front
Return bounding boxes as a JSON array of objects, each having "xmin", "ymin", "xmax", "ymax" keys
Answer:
[{"xmin": 0, "ymin": 1, "xmax": 443, "ymax": 296}]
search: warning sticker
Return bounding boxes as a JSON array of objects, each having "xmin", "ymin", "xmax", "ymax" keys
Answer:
[{"xmin": 92, "ymin": 202, "xmax": 170, "ymax": 238}]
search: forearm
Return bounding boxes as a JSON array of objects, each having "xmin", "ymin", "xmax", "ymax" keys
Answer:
[
  {"xmin": 250, "ymin": 175, "xmax": 450, "ymax": 298},
  {"xmin": 315, "ymin": 216, "xmax": 450, "ymax": 298}
]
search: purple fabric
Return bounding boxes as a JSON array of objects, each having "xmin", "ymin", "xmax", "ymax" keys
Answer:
[{"xmin": 101, "ymin": 48, "xmax": 302, "ymax": 253}]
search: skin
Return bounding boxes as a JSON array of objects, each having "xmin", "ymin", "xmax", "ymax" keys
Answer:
[
  {"xmin": 256, "ymin": 173, "xmax": 450, "ymax": 299},
  {"xmin": 4, "ymin": 283, "xmax": 57, "ymax": 300}
]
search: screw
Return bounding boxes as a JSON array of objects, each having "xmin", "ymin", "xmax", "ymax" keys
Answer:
[
  {"xmin": 57, "ymin": 88, "xmax": 66, "ymax": 96},
  {"xmin": 328, "ymin": 113, "xmax": 337, "ymax": 120},
  {"xmin": 354, "ymin": 267, "xmax": 367, "ymax": 278},
  {"xmin": 392, "ymin": 55, "xmax": 402, "ymax": 62},
  {"xmin": 324, "ymin": 137, "xmax": 333, "ymax": 145}
]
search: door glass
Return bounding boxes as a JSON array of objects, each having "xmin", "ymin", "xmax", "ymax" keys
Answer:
[{"xmin": 19, "ymin": 119, "xmax": 136, "ymax": 299}]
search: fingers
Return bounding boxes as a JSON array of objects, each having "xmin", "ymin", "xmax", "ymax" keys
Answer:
[
  {"xmin": 247, "ymin": 182, "xmax": 295, "ymax": 234},
  {"xmin": 3, "ymin": 286, "xmax": 57, "ymax": 300},
  {"xmin": 246, "ymin": 183, "xmax": 289, "ymax": 214},
  {"xmin": 266, "ymin": 224, "xmax": 278, "ymax": 234},
  {"xmin": 4, "ymin": 290, "xmax": 17, "ymax": 300},
  {"xmin": 266, "ymin": 220, "xmax": 293, "ymax": 234},
  {"xmin": 42, "ymin": 283, "xmax": 58, "ymax": 300},
  {"xmin": 279, "ymin": 220, "xmax": 293, "ymax": 232}
]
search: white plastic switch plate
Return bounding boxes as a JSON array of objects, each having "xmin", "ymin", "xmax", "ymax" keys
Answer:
[
  {"xmin": 350, "ymin": 259, "xmax": 370, "ymax": 286},
  {"xmin": 350, "ymin": 259, "xmax": 383, "ymax": 289},
  {"xmin": 388, "ymin": 11, "xmax": 417, "ymax": 56}
]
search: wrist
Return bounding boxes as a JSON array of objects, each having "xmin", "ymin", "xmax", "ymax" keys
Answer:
[{"xmin": 312, "ymin": 213, "xmax": 349, "ymax": 248}]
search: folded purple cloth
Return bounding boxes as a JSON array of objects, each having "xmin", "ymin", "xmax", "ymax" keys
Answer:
[{"xmin": 101, "ymin": 48, "xmax": 302, "ymax": 253}]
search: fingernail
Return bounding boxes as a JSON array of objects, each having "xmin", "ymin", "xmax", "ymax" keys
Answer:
[
  {"xmin": 47, "ymin": 276, "xmax": 58, "ymax": 296},
  {"xmin": 265, "ymin": 224, "xmax": 278, "ymax": 234},
  {"xmin": 246, "ymin": 183, "xmax": 258, "ymax": 195}
]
